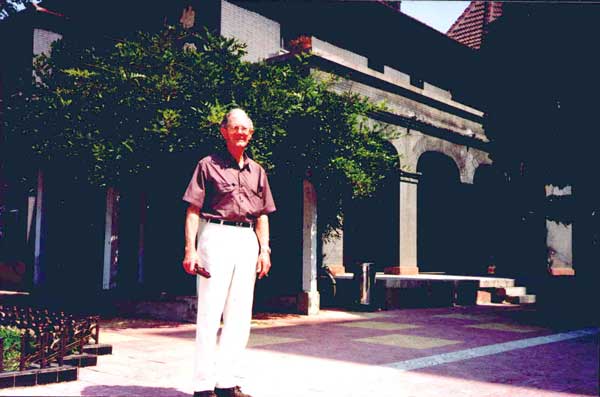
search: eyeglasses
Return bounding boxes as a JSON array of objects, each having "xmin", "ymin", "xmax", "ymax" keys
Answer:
[{"xmin": 226, "ymin": 125, "xmax": 251, "ymax": 132}]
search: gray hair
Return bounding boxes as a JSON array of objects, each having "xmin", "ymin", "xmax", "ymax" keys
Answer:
[{"xmin": 220, "ymin": 108, "xmax": 254, "ymax": 130}]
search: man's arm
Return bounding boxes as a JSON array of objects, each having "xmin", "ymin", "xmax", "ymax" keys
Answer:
[
  {"xmin": 255, "ymin": 214, "xmax": 271, "ymax": 279},
  {"xmin": 182, "ymin": 204, "xmax": 201, "ymax": 275}
]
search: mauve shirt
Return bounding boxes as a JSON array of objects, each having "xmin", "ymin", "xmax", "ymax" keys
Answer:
[{"xmin": 183, "ymin": 151, "xmax": 276, "ymax": 223}]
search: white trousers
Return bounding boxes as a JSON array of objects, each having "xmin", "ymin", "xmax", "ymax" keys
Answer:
[{"xmin": 193, "ymin": 221, "xmax": 259, "ymax": 391}]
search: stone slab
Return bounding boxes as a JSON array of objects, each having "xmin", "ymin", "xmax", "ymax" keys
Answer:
[{"xmin": 357, "ymin": 334, "xmax": 463, "ymax": 350}]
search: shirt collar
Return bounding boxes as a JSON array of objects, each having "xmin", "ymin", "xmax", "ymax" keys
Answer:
[{"xmin": 218, "ymin": 147, "xmax": 252, "ymax": 171}]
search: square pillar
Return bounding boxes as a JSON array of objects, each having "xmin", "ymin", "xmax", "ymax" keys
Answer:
[
  {"xmin": 545, "ymin": 184, "xmax": 575, "ymax": 276},
  {"xmin": 298, "ymin": 179, "xmax": 320, "ymax": 315},
  {"xmin": 33, "ymin": 169, "xmax": 46, "ymax": 287},
  {"xmin": 102, "ymin": 187, "xmax": 120, "ymax": 290},
  {"xmin": 385, "ymin": 172, "xmax": 419, "ymax": 275}
]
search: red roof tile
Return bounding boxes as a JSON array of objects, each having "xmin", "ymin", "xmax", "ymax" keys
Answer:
[{"xmin": 446, "ymin": 1, "xmax": 503, "ymax": 49}]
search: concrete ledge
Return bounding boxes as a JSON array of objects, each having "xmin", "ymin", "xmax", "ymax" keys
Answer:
[
  {"xmin": 0, "ymin": 365, "xmax": 78, "ymax": 389},
  {"xmin": 325, "ymin": 264, "xmax": 347, "ymax": 276},
  {"xmin": 384, "ymin": 266, "xmax": 419, "ymax": 275},
  {"xmin": 63, "ymin": 353, "xmax": 98, "ymax": 367},
  {"xmin": 549, "ymin": 267, "xmax": 575, "ymax": 276},
  {"xmin": 333, "ymin": 273, "xmax": 514, "ymax": 309},
  {"xmin": 83, "ymin": 343, "xmax": 112, "ymax": 356}
]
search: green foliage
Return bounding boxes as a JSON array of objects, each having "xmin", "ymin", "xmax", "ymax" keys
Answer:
[
  {"xmin": 0, "ymin": 326, "xmax": 21, "ymax": 371},
  {"xmin": 4, "ymin": 26, "xmax": 399, "ymax": 236}
]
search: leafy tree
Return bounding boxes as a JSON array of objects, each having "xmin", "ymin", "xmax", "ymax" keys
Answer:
[{"xmin": 4, "ymin": 26, "xmax": 399, "ymax": 236}]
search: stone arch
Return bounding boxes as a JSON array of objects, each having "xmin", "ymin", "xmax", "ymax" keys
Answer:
[{"xmin": 392, "ymin": 130, "xmax": 491, "ymax": 185}]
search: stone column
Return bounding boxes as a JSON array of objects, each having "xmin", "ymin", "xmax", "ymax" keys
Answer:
[
  {"xmin": 297, "ymin": 179, "xmax": 320, "ymax": 315},
  {"xmin": 385, "ymin": 171, "xmax": 419, "ymax": 275},
  {"xmin": 33, "ymin": 170, "xmax": 46, "ymax": 287},
  {"xmin": 545, "ymin": 184, "xmax": 574, "ymax": 276},
  {"xmin": 102, "ymin": 187, "xmax": 120, "ymax": 290},
  {"xmin": 137, "ymin": 191, "xmax": 147, "ymax": 285}
]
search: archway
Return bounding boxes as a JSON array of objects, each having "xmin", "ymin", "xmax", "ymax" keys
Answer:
[
  {"xmin": 343, "ymin": 142, "xmax": 399, "ymax": 272},
  {"xmin": 417, "ymin": 151, "xmax": 466, "ymax": 274}
]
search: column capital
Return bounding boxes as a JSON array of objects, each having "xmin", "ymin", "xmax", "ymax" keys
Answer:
[{"xmin": 400, "ymin": 170, "xmax": 421, "ymax": 185}]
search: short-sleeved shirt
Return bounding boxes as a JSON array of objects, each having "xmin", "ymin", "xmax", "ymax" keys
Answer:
[{"xmin": 183, "ymin": 150, "xmax": 276, "ymax": 223}]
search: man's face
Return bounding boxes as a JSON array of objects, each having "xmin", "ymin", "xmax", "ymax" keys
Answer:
[{"xmin": 220, "ymin": 112, "xmax": 254, "ymax": 150}]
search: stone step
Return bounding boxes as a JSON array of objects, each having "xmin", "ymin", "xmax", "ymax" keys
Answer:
[
  {"xmin": 478, "ymin": 277, "xmax": 515, "ymax": 289},
  {"xmin": 502, "ymin": 286, "xmax": 527, "ymax": 297},
  {"xmin": 83, "ymin": 343, "xmax": 112, "ymax": 356},
  {"xmin": 63, "ymin": 353, "xmax": 97, "ymax": 368},
  {"xmin": 506, "ymin": 294, "xmax": 536, "ymax": 304}
]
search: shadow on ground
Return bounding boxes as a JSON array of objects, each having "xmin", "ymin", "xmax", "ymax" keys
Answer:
[{"xmin": 82, "ymin": 385, "xmax": 189, "ymax": 396}]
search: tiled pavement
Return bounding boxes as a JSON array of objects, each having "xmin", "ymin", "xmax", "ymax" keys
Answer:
[{"xmin": 1, "ymin": 305, "xmax": 598, "ymax": 397}]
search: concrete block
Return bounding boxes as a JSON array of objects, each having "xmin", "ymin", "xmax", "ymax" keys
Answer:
[
  {"xmin": 56, "ymin": 366, "xmax": 78, "ymax": 383},
  {"xmin": 506, "ymin": 294, "xmax": 536, "ymax": 304},
  {"xmin": 0, "ymin": 372, "xmax": 15, "ymax": 388},
  {"xmin": 478, "ymin": 278, "xmax": 515, "ymax": 288},
  {"xmin": 63, "ymin": 353, "xmax": 98, "ymax": 367},
  {"xmin": 297, "ymin": 291, "xmax": 320, "ymax": 315},
  {"xmin": 549, "ymin": 267, "xmax": 575, "ymax": 276},
  {"xmin": 476, "ymin": 290, "xmax": 492, "ymax": 304},
  {"xmin": 83, "ymin": 343, "xmax": 112, "ymax": 356},
  {"xmin": 384, "ymin": 266, "xmax": 419, "ymax": 275},
  {"xmin": 326, "ymin": 264, "xmax": 346, "ymax": 276},
  {"xmin": 501, "ymin": 287, "xmax": 527, "ymax": 297}
]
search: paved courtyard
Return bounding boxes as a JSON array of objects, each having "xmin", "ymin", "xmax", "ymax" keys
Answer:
[{"xmin": 2, "ymin": 305, "xmax": 598, "ymax": 397}]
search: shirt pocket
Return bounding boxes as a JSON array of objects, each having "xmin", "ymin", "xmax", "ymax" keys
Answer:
[
  {"xmin": 211, "ymin": 182, "xmax": 236, "ymax": 208},
  {"xmin": 218, "ymin": 182, "xmax": 236, "ymax": 193}
]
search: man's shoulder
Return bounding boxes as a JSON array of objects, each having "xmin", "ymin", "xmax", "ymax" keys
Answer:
[
  {"xmin": 247, "ymin": 157, "xmax": 267, "ymax": 173},
  {"xmin": 246, "ymin": 156, "xmax": 262, "ymax": 168}
]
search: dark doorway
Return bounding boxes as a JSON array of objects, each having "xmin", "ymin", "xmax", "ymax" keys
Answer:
[
  {"xmin": 417, "ymin": 151, "xmax": 465, "ymax": 274},
  {"xmin": 343, "ymin": 162, "xmax": 399, "ymax": 272},
  {"xmin": 253, "ymin": 173, "xmax": 303, "ymax": 311},
  {"xmin": 43, "ymin": 171, "xmax": 105, "ymax": 298},
  {"xmin": 470, "ymin": 164, "xmax": 502, "ymax": 276},
  {"xmin": 143, "ymin": 157, "xmax": 196, "ymax": 296}
]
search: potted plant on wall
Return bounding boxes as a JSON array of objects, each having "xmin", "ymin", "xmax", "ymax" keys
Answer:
[{"xmin": 287, "ymin": 35, "xmax": 312, "ymax": 53}]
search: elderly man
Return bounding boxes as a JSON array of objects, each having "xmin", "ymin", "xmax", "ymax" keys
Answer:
[{"xmin": 182, "ymin": 108, "xmax": 276, "ymax": 397}]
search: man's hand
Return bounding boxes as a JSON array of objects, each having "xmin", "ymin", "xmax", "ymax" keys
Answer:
[
  {"xmin": 256, "ymin": 251, "xmax": 271, "ymax": 279},
  {"xmin": 182, "ymin": 250, "xmax": 200, "ymax": 275},
  {"xmin": 183, "ymin": 205, "xmax": 201, "ymax": 276}
]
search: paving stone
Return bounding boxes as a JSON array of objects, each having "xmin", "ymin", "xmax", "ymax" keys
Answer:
[
  {"xmin": 337, "ymin": 321, "xmax": 421, "ymax": 330},
  {"xmin": 2, "ymin": 307, "xmax": 597, "ymax": 396},
  {"xmin": 465, "ymin": 323, "xmax": 543, "ymax": 333},
  {"xmin": 247, "ymin": 334, "xmax": 304, "ymax": 347},
  {"xmin": 357, "ymin": 333, "xmax": 463, "ymax": 349}
]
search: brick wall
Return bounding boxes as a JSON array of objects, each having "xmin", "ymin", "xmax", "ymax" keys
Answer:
[{"xmin": 220, "ymin": 0, "xmax": 281, "ymax": 62}]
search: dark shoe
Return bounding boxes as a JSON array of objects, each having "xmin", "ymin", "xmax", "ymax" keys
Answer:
[
  {"xmin": 215, "ymin": 386, "xmax": 252, "ymax": 397},
  {"xmin": 193, "ymin": 391, "xmax": 217, "ymax": 397}
]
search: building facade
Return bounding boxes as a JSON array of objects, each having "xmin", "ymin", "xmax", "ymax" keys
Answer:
[{"xmin": 1, "ymin": 0, "xmax": 501, "ymax": 314}]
